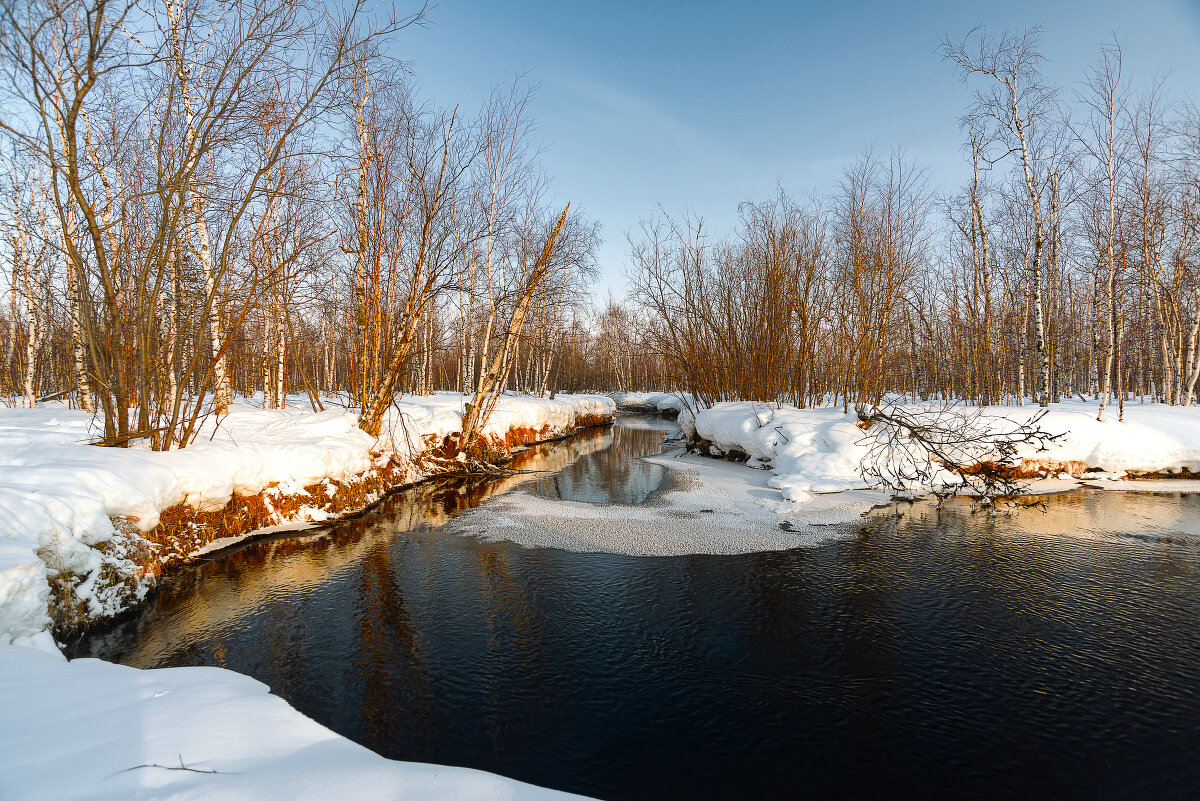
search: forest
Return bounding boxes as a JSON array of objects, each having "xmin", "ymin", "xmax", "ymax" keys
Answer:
[{"xmin": 2, "ymin": 3, "xmax": 1199, "ymax": 451}]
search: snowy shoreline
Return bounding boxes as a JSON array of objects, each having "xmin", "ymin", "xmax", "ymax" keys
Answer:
[
  {"xmin": 0, "ymin": 643, "xmax": 592, "ymax": 801},
  {"xmin": 0, "ymin": 392, "xmax": 615, "ymax": 650},
  {"xmin": 6, "ymin": 392, "xmax": 1198, "ymax": 643},
  {"xmin": 684, "ymin": 398, "xmax": 1200, "ymax": 500}
]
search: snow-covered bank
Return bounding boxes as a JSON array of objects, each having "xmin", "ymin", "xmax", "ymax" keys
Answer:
[
  {"xmin": 687, "ymin": 399, "xmax": 1200, "ymax": 505},
  {"xmin": 0, "ymin": 392, "xmax": 611, "ymax": 801},
  {"xmin": 0, "ymin": 392, "xmax": 614, "ymax": 646},
  {"xmin": 0, "ymin": 643, "xmax": 590, "ymax": 801},
  {"xmin": 611, "ymin": 391, "xmax": 691, "ymax": 416}
]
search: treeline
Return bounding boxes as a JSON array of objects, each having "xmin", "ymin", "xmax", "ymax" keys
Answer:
[
  {"xmin": 626, "ymin": 29, "xmax": 1200, "ymax": 417},
  {"xmin": 5, "ymin": 16, "xmax": 1199, "ymax": 440},
  {"xmin": 0, "ymin": 0, "xmax": 603, "ymax": 452}
]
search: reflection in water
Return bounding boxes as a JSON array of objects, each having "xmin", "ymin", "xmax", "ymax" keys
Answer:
[
  {"xmin": 526, "ymin": 420, "xmax": 666, "ymax": 504},
  {"xmin": 69, "ymin": 417, "xmax": 1200, "ymax": 801},
  {"xmin": 870, "ymin": 488, "xmax": 1200, "ymax": 546}
]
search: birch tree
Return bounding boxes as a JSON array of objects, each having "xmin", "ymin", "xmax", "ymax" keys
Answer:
[
  {"xmin": 943, "ymin": 27, "xmax": 1060, "ymax": 407},
  {"xmin": 459, "ymin": 203, "xmax": 572, "ymax": 455}
]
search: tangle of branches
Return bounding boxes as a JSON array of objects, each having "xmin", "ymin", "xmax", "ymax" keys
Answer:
[{"xmin": 856, "ymin": 401, "xmax": 1064, "ymax": 504}]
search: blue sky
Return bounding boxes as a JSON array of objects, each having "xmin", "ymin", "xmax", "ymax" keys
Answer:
[{"xmin": 394, "ymin": 0, "xmax": 1200, "ymax": 297}]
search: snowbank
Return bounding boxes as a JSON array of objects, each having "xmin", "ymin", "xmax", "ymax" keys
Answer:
[
  {"xmin": 611, "ymin": 391, "xmax": 691, "ymax": 416},
  {"xmin": 0, "ymin": 643, "xmax": 589, "ymax": 801},
  {"xmin": 1014, "ymin": 401, "xmax": 1200, "ymax": 474},
  {"xmin": 691, "ymin": 398, "xmax": 1200, "ymax": 506},
  {"xmin": 385, "ymin": 392, "xmax": 614, "ymax": 455},
  {"xmin": 0, "ymin": 392, "xmax": 614, "ymax": 646}
]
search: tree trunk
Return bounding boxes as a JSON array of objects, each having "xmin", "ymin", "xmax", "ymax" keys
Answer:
[{"xmin": 460, "ymin": 205, "xmax": 569, "ymax": 455}]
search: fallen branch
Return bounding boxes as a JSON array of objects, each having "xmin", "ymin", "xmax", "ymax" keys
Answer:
[{"xmin": 856, "ymin": 400, "xmax": 1065, "ymax": 504}]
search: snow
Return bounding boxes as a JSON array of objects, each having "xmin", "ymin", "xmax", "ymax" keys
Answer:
[
  {"xmin": 1019, "ymin": 402, "xmax": 1200, "ymax": 474},
  {"xmin": 0, "ymin": 643, "xmax": 590, "ymax": 801},
  {"xmin": 0, "ymin": 392, "xmax": 614, "ymax": 801},
  {"xmin": 0, "ymin": 540, "xmax": 50, "ymax": 649},
  {"xmin": 382, "ymin": 392, "xmax": 615, "ymax": 458},
  {"xmin": 0, "ymin": 403, "xmax": 379, "ymax": 527},
  {"xmin": 692, "ymin": 402, "xmax": 875, "ymax": 503},
  {"xmin": 611, "ymin": 391, "xmax": 692, "ymax": 416}
]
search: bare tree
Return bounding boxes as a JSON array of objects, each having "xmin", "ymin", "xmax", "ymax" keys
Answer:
[
  {"xmin": 0, "ymin": 0, "xmax": 419, "ymax": 445},
  {"xmin": 358, "ymin": 105, "xmax": 477, "ymax": 437},
  {"xmin": 943, "ymin": 27, "xmax": 1061, "ymax": 407},
  {"xmin": 459, "ymin": 202, "xmax": 584, "ymax": 456}
]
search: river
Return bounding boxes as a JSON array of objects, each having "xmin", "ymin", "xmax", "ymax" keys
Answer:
[{"xmin": 68, "ymin": 414, "xmax": 1200, "ymax": 801}]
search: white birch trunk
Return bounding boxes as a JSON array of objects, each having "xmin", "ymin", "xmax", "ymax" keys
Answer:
[{"xmin": 15, "ymin": 229, "xmax": 42, "ymax": 407}]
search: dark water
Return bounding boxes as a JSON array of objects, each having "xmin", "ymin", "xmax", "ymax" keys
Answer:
[{"xmin": 70, "ymin": 416, "xmax": 1200, "ymax": 801}]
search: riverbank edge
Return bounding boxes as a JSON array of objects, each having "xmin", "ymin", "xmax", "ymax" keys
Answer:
[
  {"xmin": 679, "ymin": 400, "xmax": 1200, "ymax": 504},
  {"xmin": 686, "ymin": 430, "xmax": 1200, "ymax": 482},
  {"xmin": 49, "ymin": 408, "xmax": 615, "ymax": 639}
]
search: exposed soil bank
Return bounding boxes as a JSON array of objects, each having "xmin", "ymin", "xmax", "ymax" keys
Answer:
[{"xmin": 138, "ymin": 416, "xmax": 614, "ymax": 570}]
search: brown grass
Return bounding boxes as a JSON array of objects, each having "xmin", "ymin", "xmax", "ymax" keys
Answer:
[
  {"xmin": 42, "ymin": 534, "xmax": 158, "ymax": 637},
  {"xmin": 426, "ymin": 414, "xmax": 612, "ymax": 463},
  {"xmin": 962, "ymin": 459, "xmax": 1198, "ymax": 480}
]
